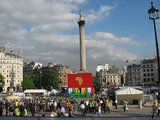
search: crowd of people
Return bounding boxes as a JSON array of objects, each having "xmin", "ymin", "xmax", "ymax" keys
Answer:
[
  {"xmin": 0, "ymin": 92, "xmax": 159, "ymax": 118},
  {"xmin": 0, "ymin": 94, "xmax": 114, "ymax": 117}
]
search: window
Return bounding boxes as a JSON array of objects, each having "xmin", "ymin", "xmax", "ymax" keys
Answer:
[{"xmin": 144, "ymin": 78, "xmax": 146, "ymax": 82}]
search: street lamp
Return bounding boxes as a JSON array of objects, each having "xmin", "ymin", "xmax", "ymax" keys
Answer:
[{"xmin": 148, "ymin": 2, "xmax": 160, "ymax": 85}]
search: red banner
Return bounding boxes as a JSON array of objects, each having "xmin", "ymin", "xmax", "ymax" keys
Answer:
[{"xmin": 68, "ymin": 73, "xmax": 93, "ymax": 88}]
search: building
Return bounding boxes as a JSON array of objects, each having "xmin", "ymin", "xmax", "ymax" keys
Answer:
[
  {"xmin": 24, "ymin": 62, "xmax": 73, "ymax": 89},
  {"xmin": 96, "ymin": 64, "xmax": 122, "ymax": 90},
  {"xmin": 53, "ymin": 64, "xmax": 73, "ymax": 88},
  {"xmin": 126, "ymin": 58, "xmax": 158, "ymax": 87},
  {"xmin": 141, "ymin": 59, "xmax": 158, "ymax": 87},
  {"xmin": 127, "ymin": 64, "xmax": 141, "ymax": 86},
  {"xmin": 0, "ymin": 47, "xmax": 23, "ymax": 91},
  {"xmin": 23, "ymin": 61, "xmax": 42, "ymax": 75}
]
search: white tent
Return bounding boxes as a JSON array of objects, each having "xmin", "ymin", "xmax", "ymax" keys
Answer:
[{"xmin": 115, "ymin": 87, "xmax": 143, "ymax": 105}]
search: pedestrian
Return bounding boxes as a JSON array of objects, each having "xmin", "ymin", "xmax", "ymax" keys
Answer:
[
  {"xmin": 0, "ymin": 99, "xmax": 4, "ymax": 116},
  {"xmin": 56, "ymin": 107, "xmax": 61, "ymax": 117},
  {"xmin": 61, "ymin": 104, "xmax": 69, "ymax": 117},
  {"xmin": 5, "ymin": 100, "xmax": 9, "ymax": 116},
  {"xmin": 115, "ymin": 99, "xmax": 118, "ymax": 109},
  {"xmin": 123, "ymin": 100, "xmax": 128, "ymax": 112},
  {"xmin": 80, "ymin": 101, "xmax": 85, "ymax": 116},
  {"xmin": 106, "ymin": 99, "xmax": 110, "ymax": 113},
  {"xmin": 152, "ymin": 99, "xmax": 158, "ymax": 118},
  {"xmin": 95, "ymin": 103, "xmax": 102, "ymax": 117},
  {"xmin": 14, "ymin": 107, "xmax": 20, "ymax": 117},
  {"xmin": 30, "ymin": 104, "xmax": 35, "ymax": 116}
]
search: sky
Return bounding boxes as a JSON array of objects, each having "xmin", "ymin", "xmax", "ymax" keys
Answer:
[{"xmin": 0, "ymin": 0, "xmax": 160, "ymax": 74}]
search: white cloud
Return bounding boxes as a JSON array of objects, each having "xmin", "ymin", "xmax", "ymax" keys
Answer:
[
  {"xmin": 92, "ymin": 32, "xmax": 142, "ymax": 46},
  {"xmin": 0, "ymin": 0, "xmax": 143, "ymax": 73},
  {"xmin": 86, "ymin": 5, "xmax": 115, "ymax": 24}
]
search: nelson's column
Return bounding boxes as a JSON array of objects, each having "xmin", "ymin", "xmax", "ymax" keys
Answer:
[{"xmin": 78, "ymin": 10, "xmax": 87, "ymax": 72}]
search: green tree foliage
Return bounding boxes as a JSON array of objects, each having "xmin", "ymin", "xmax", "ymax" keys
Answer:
[
  {"xmin": 93, "ymin": 76, "xmax": 101, "ymax": 91},
  {"xmin": 0, "ymin": 73, "xmax": 5, "ymax": 86},
  {"xmin": 22, "ymin": 74, "xmax": 35, "ymax": 90},
  {"xmin": 32, "ymin": 68, "xmax": 42, "ymax": 88},
  {"xmin": 0, "ymin": 73, "xmax": 5, "ymax": 92},
  {"xmin": 92, "ymin": 76, "xmax": 96, "ymax": 87},
  {"xmin": 42, "ymin": 68, "xmax": 59, "ymax": 90}
]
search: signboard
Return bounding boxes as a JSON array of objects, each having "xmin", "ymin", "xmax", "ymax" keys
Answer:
[{"xmin": 68, "ymin": 73, "xmax": 93, "ymax": 88}]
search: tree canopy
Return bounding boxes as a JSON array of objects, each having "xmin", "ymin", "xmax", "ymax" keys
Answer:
[
  {"xmin": 0, "ymin": 73, "xmax": 5, "ymax": 92},
  {"xmin": 42, "ymin": 68, "xmax": 59, "ymax": 90},
  {"xmin": 22, "ymin": 74, "xmax": 35, "ymax": 90}
]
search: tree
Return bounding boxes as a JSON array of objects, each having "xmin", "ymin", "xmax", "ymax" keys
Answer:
[
  {"xmin": 0, "ymin": 73, "xmax": 5, "ymax": 92},
  {"xmin": 32, "ymin": 68, "xmax": 42, "ymax": 89},
  {"xmin": 92, "ymin": 76, "xmax": 96, "ymax": 86},
  {"xmin": 93, "ymin": 76, "xmax": 101, "ymax": 92},
  {"xmin": 22, "ymin": 74, "xmax": 35, "ymax": 90},
  {"xmin": 42, "ymin": 68, "xmax": 59, "ymax": 90}
]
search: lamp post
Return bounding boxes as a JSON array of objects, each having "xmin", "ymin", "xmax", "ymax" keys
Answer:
[{"xmin": 148, "ymin": 2, "xmax": 160, "ymax": 85}]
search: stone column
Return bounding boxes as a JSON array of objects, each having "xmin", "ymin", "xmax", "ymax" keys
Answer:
[{"xmin": 78, "ymin": 10, "xmax": 87, "ymax": 71}]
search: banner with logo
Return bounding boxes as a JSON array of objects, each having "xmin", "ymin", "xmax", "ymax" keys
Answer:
[{"xmin": 68, "ymin": 73, "xmax": 93, "ymax": 88}]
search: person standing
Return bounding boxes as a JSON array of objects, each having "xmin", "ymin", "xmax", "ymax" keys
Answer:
[
  {"xmin": 0, "ymin": 99, "xmax": 4, "ymax": 116},
  {"xmin": 30, "ymin": 104, "xmax": 35, "ymax": 116},
  {"xmin": 123, "ymin": 100, "xmax": 128, "ymax": 112},
  {"xmin": 115, "ymin": 100, "xmax": 118, "ymax": 109},
  {"xmin": 14, "ymin": 107, "xmax": 20, "ymax": 117},
  {"xmin": 80, "ymin": 101, "xmax": 85, "ymax": 116},
  {"xmin": 152, "ymin": 99, "xmax": 158, "ymax": 118}
]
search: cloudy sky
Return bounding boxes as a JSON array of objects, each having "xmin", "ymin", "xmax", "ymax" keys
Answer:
[{"xmin": 0, "ymin": 0, "xmax": 160, "ymax": 74}]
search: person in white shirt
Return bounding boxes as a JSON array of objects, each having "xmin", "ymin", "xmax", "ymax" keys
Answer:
[{"xmin": 80, "ymin": 101, "xmax": 85, "ymax": 116}]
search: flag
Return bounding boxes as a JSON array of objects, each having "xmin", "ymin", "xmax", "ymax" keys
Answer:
[{"xmin": 68, "ymin": 73, "xmax": 93, "ymax": 88}]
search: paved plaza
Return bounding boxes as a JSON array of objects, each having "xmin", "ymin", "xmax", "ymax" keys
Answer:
[{"xmin": 33, "ymin": 105, "xmax": 152, "ymax": 117}]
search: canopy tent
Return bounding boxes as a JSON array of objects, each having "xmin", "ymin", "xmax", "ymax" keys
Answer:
[{"xmin": 115, "ymin": 87, "xmax": 144, "ymax": 105}]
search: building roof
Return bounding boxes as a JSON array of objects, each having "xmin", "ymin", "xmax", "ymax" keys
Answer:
[{"xmin": 115, "ymin": 87, "xmax": 143, "ymax": 95}]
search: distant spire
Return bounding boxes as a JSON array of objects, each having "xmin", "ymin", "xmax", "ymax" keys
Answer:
[{"xmin": 79, "ymin": 9, "xmax": 84, "ymax": 21}]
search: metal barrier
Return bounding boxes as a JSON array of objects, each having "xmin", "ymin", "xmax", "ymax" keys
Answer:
[{"xmin": 0, "ymin": 116, "xmax": 160, "ymax": 120}]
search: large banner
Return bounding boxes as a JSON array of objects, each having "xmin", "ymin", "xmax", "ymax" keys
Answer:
[{"xmin": 68, "ymin": 73, "xmax": 93, "ymax": 88}]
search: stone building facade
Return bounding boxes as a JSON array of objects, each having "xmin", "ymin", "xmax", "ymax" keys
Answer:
[
  {"xmin": 126, "ymin": 58, "xmax": 158, "ymax": 87},
  {"xmin": 53, "ymin": 64, "xmax": 73, "ymax": 88},
  {"xmin": 0, "ymin": 47, "xmax": 23, "ymax": 91}
]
